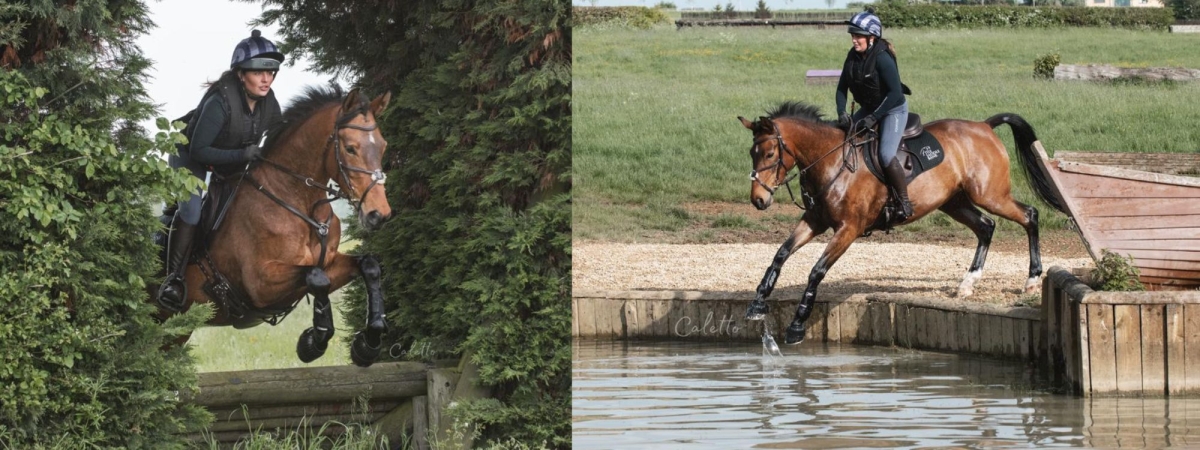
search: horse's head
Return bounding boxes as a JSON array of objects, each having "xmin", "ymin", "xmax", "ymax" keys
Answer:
[
  {"xmin": 331, "ymin": 89, "xmax": 393, "ymax": 231},
  {"xmin": 739, "ymin": 115, "xmax": 794, "ymax": 210}
]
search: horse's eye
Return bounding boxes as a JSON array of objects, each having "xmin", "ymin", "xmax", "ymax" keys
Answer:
[{"xmin": 346, "ymin": 145, "xmax": 358, "ymax": 155}]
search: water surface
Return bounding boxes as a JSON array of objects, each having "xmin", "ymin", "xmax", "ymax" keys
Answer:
[{"xmin": 574, "ymin": 340, "xmax": 1200, "ymax": 449}]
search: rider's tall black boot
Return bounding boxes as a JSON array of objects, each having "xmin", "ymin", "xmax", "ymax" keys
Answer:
[
  {"xmin": 156, "ymin": 216, "xmax": 196, "ymax": 312},
  {"xmin": 884, "ymin": 158, "xmax": 914, "ymax": 222}
]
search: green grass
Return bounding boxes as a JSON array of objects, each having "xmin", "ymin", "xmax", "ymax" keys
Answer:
[{"xmin": 573, "ymin": 25, "xmax": 1200, "ymax": 241}]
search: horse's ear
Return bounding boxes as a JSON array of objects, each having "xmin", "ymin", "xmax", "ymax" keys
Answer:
[
  {"xmin": 342, "ymin": 88, "xmax": 363, "ymax": 113},
  {"xmin": 370, "ymin": 91, "xmax": 392, "ymax": 117},
  {"xmin": 738, "ymin": 116, "xmax": 754, "ymax": 130}
]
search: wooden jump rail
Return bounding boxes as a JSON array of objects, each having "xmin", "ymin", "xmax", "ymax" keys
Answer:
[
  {"xmin": 675, "ymin": 19, "xmax": 842, "ymax": 29},
  {"xmin": 1052, "ymin": 151, "xmax": 1200, "ymax": 176},
  {"xmin": 186, "ymin": 359, "xmax": 488, "ymax": 449}
]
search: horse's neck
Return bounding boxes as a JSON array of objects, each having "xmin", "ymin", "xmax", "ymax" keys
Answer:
[
  {"xmin": 255, "ymin": 129, "xmax": 335, "ymax": 205},
  {"xmin": 785, "ymin": 123, "xmax": 845, "ymax": 184}
]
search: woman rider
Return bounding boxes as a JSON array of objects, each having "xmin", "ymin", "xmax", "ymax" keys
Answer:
[
  {"xmin": 156, "ymin": 30, "xmax": 284, "ymax": 311},
  {"xmin": 835, "ymin": 11, "xmax": 913, "ymax": 221}
]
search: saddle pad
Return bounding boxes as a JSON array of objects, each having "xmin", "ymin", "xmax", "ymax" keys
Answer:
[
  {"xmin": 863, "ymin": 130, "xmax": 946, "ymax": 184},
  {"xmin": 904, "ymin": 130, "xmax": 945, "ymax": 173}
]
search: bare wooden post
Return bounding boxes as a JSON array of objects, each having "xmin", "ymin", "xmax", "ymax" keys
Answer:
[
  {"xmin": 427, "ymin": 368, "xmax": 459, "ymax": 447},
  {"xmin": 413, "ymin": 396, "xmax": 430, "ymax": 450}
]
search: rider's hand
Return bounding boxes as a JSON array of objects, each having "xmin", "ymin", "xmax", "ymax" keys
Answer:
[
  {"xmin": 860, "ymin": 115, "xmax": 878, "ymax": 130},
  {"xmin": 241, "ymin": 145, "xmax": 263, "ymax": 161},
  {"xmin": 838, "ymin": 113, "xmax": 851, "ymax": 128}
]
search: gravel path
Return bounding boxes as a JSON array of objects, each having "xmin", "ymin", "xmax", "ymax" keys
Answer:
[{"xmin": 573, "ymin": 241, "xmax": 1093, "ymax": 306}]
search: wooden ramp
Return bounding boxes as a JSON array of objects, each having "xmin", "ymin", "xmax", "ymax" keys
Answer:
[{"xmin": 1032, "ymin": 143, "xmax": 1200, "ymax": 290}]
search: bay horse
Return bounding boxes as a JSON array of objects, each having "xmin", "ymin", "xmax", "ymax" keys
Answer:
[
  {"xmin": 159, "ymin": 86, "xmax": 393, "ymax": 367},
  {"xmin": 738, "ymin": 102, "xmax": 1066, "ymax": 345}
]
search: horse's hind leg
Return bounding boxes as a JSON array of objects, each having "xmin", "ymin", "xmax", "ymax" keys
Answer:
[
  {"xmin": 973, "ymin": 194, "xmax": 1042, "ymax": 293},
  {"xmin": 297, "ymin": 267, "xmax": 335, "ymax": 363},
  {"xmin": 349, "ymin": 255, "xmax": 387, "ymax": 368},
  {"xmin": 939, "ymin": 193, "xmax": 996, "ymax": 298},
  {"xmin": 745, "ymin": 215, "xmax": 825, "ymax": 321}
]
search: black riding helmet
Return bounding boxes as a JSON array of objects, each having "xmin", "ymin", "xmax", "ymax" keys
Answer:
[{"xmin": 230, "ymin": 30, "xmax": 285, "ymax": 71}]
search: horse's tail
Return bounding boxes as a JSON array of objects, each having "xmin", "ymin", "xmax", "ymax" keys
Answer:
[{"xmin": 985, "ymin": 113, "xmax": 1067, "ymax": 214}]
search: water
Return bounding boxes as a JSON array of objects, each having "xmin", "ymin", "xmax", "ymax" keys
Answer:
[{"xmin": 573, "ymin": 340, "xmax": 1200, "ymax": 449}]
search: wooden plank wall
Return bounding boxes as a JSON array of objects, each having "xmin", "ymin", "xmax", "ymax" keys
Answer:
[
  {"xmin": 1046, "ymin": 266, "xmax": 1200, "ymax": 397},
  {"xmin": 571, "ymin": 290, "xmax": 1040, "ymax": 360}
]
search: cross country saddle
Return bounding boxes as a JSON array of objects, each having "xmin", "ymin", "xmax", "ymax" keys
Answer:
[{"xmin": 855, "ymin": 113, "xmax": 946, "ymax": 228}]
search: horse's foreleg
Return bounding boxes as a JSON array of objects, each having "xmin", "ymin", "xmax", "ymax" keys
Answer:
[
  {"xmin": 349, "ymin": 255, "xmax": 387, "ymax": 368},
  {"xmin": 746, "ymin": 216, "xmax": 824, "ymax": 321},
  {"xmin": 939, "ymin": 194, "xmax": 996, "ymax": 297},
  {"xmin": 785, "ymin": 224, "xmax": 859, "ymax": 345},
  {"xmin": 296, "ymin": 267, "xmax": 334, "ymax": 363}
]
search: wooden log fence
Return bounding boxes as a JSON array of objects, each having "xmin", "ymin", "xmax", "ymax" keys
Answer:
[{"xmin": 186, "ymin": 359, "xmax": 487, "ymax": 448}]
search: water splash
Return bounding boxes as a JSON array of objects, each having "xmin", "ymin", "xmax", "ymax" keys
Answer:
[{"xmin": 761, "ymin": 320, "xmax": 784, "ymax": 359}]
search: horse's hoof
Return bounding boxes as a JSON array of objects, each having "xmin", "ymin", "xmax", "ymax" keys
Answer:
[
  {"xmin": 784, "ymin": 323, "xmax": 807, "ymax": 345},
  {"xmin": 350, "ymin": 331, "xmax": 381, "ymax": 368},
  {"xmin": 745, "ymin": 300, "xmax": 769, "ymax": 321},
  {"xmin": 296, "ymin": 327, "xmax": 328, "ymax": 363}
]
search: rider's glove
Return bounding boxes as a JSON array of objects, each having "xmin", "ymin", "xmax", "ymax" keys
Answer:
[
  {"xmin": 859, "ymin": 115, "xmax": 878, "ymax": 130},
  {"xmin": 241, "ymin": 144, "xmax": 263, "ymax": 161}
]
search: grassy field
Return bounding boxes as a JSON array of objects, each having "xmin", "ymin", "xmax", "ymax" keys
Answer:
[{"xmin": 574, "ymin": 25, "xmax": 1200, "ymax": 242}]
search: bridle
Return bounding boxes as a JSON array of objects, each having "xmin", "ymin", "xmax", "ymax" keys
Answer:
[
  {"xmin": 748, "ymin": 130, "xmax": 795, "ymax": 195},
  {"xmin": 748, "ymin": 118, "xmax": 871, "ymax": 209},
  {"xmin": 248, "ymin": 105, "xmax": 387, "ymax": 267}
]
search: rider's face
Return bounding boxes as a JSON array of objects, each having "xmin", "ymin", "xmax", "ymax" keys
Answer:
[
  {"xmin": 851, "ymin": 34, "xmax": 871, "ymax": 53},
  {"xmin": 239, "ymin": 70, "xmax": 276, "ymax": 98}
]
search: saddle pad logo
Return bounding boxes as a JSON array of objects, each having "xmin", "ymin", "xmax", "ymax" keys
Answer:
[{"xmin": 921, "ymin": 145, "xmax": 940, "ymax": 161}]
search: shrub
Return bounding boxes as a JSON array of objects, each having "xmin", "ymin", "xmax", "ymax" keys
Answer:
[
  {"xmin": 1034, "ymin": 52, "xmax": 1061, "ymax": 79},
  {"xmin": 256, "ymin": 0, "xmax": 571, "ymax": 447},
  {"xmin": 0, "ymin": 2, "xmax": 209, "ymax": 446},
  {"xmin": 1092, "ymin": 250, "xmax": 1145, "ymax": 292},
  {"xmin": 1170, "ymin": 0, "xmax": 1200, "ymax": 20},
  {"xmin": 655, "ymin": 1, "xmax": 677, "ymax": 9},
  {"xmin": 872, "ymin": 4, "xmax": 1174, "ymax": 30},
  {"xmin": 575, "ymin": 6, "xmax": 671, "ymax": 28}
]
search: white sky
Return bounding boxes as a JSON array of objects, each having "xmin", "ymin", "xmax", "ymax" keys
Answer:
[{"xmin": 136, "ymin": 1, "xmax": 347, "ymax": 132}]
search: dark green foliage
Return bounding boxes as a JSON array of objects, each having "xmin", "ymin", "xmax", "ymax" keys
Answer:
[
  {"xmin": 872, "ymin": 4, "xmax": 1175, "ymax": 30},
  {"xmin": 250, "ymin": 0, "xmax": 571, "ymax": 447},
  {"xmin": 1170, "ymin": 0, "xmax": 1200, "ymax": 20},
  {"xmin": 1034, "ymin": 52, "xmax": 1060, "ymax": 78},
  {"xmin": 755, "ymin": 0, "xmax": 772, "ymax": 19},
  {"xmin": 0, "ymin": 1, "xmax": 210, "ymax": 447},
  {"xmin": 575, "ymin": 6, "xmax": 671, "ymax": 28},
  {"xmin": 655, "ymin": 1, "xmax": 678, "ymax": 9},
  {"xmin": 1093, "ymin": 250, "xmax": 1145, "ymax": 292}
]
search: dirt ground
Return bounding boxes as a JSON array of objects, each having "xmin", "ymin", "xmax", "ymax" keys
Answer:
[{"xmin": 574, "ymin": 202, "xmax": 1093, "ymax": 307}]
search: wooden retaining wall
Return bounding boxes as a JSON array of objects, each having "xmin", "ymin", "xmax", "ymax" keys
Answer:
[
  {"xmin": 1044, "ymin": 267, "xmax": 1200, "ymax": 397},
  {"xmin": 187, "ymin": 359, "xmax": 486, "ymax": 449},
  {"xmin": 573, "ymin": 290, "xmax": 1041, "ymax": 360}
]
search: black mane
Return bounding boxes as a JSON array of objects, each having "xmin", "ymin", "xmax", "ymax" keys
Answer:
[
  {"xmin": 767, "ymin": 101, "xmax": 832, "ymax": 125},
  {"xmin": 263, "ymin": 84, "xmax": 356, "ymax": 155}
]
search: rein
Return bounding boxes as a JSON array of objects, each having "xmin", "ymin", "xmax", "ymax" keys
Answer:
[
  {"xmin": 247, "ymin": 111, "xmax": 386, "ymax": 268},
  {"xmin": 750, "ymin": 121, "xmax": 870, "ymax": 210}
]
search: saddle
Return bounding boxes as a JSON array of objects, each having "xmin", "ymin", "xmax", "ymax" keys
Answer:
[
  {"xmin": 856, "ymin": 113, "xmax": 946, "ymax": 228},
  {"xmin": 157, "ymin": 172, "xmax": 290, "ymax": 328}
]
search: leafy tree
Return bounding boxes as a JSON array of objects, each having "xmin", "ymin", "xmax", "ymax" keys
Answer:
[
  {"xmin": 725, "ymin": 2, "xmax": 737, "ymax": 18},
  {"xmin": 755, "ymin": 0, "xmax": 772, "ymax": 19},
  {"xmin": 250, "ymin": 0, "xmax": 571, "ymax": 447},
  {"xmin": 0, "ymin": 1, "xmax": 209, "ymax": 447}
]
